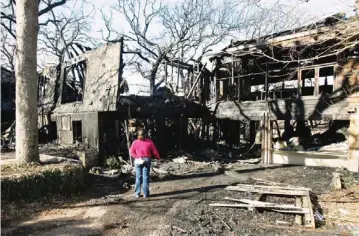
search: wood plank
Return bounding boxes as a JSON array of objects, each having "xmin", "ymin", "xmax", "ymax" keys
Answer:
[
  {"xmin": 306, "ymin": 191, "xmax": 316, "ymax": 229},
  {"xmin": 226, "ymin": 186, "xmax": 307, "ymax": 196},
  {"xmin": 234, "ymin": 184, "xmax": 311, "ymax": 191},
  {"xmin": 295, "ymin": 198, "xmax": 303, "ymax": 225},
  {"xmin": 302, "ymin": 195, "xmax": 312, "ymax": 228},
  {"xmin": 224, "ymin": 197, "xmax": 276, "ymax": 206},
  {"xmin": 209, "ymin": 203, "xmax": 305, "ymax": 210},
  {"xmin": 186, "ymin": 63, "xmax": 207, "ymax": 98},
  {"xmin": 273, "ymin": 209, "xmax": 309, "ymax": 214},
  {"xmin": 210, "ymin": 97, "xmax": 359, "ymax": 121}
]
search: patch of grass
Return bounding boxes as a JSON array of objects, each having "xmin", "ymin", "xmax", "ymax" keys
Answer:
[{"xmin": 1, "ymin": 163, "xmax": 84, "ymax": 202}]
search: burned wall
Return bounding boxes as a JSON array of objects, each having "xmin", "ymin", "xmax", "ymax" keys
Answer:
[
  {"xmin": 51, "ymin": 42, "xmax": 123, "ymax": 149},
  {"xmin": 54, "ymin": 42, "xmax": 122, "ymax": 113},
  {"xmin": 38, "ymin": 66, "xmax": 59, "ymax": 128},
  {"xmin": 335, "ymin": 59, "xmax": 359, "ymax": 95}
]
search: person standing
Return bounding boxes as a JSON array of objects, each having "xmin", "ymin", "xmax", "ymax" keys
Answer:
[{"xmin": 130, "ymin": 129, "xmax": 160, "ymax": 198}]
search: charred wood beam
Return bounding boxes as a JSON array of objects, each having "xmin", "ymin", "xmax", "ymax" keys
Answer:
[
  {"xmin": 186, "ymin": 63, "xmax": 207, "ymax": 99},
  {"xmin": 69, "ymin": 45, "xmax": 86, "ymax": 80}
]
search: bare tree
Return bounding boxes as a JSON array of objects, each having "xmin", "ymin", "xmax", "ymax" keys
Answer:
[
  {"xmin": 101, "ymin": 0, "xmax": 255, "ymax": 94},
  {"xmin": 101, "ymin": 0, "xmax": 318, "ymax": 95},
  {"xmin": 1, "ymin": 0, "xmax": 68, "ymax": 40},
  {"xmin": 1, "ymin": 31, "xmax": 16, "ymax": 71},
  {"xmin": 15, "ymin": 0, "xmax": 40, "ymax": 163},
  {"xmin": 1, "ymin": 0, "xmax": 93, "ymax": 69},
  {"xmin": 37, "ymin": 0, "xmax": 95, "ymax": 66}
]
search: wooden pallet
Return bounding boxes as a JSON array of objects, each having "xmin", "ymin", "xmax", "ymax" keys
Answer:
[{"xmin": 210, "ymin": 184, "xmax": 316, "ymax": 229}]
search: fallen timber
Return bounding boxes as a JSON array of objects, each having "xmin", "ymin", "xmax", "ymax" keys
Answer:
[{"xmin": 210, "ymin": 184, "xmax": 316, "ymax": 229}]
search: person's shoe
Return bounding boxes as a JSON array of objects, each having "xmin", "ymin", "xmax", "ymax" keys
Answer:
[{"xmin": 134, "ymin": 195, "xmax": 140, "ymax": 198}]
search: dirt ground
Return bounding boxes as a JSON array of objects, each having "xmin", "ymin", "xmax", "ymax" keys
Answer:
[{"xmin": 2, "ymin": 163, "xmax": 359, "ymax": 236}]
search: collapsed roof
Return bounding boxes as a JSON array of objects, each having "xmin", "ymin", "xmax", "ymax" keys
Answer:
[{"xmin": 204, "ymin": 13, "xmax": 359, "ymax": 72}]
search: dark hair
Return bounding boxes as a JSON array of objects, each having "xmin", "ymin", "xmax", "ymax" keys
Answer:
[{"xmin": 137, "ymin": 129, "xmax": 145, "ymax": 136}]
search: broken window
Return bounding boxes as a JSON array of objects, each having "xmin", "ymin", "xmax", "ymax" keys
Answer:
[
  {"xmin": 61, "ymin": 61, "xmax": 86, "ymax": 104},
  {"xmin": 301, "ymin": 69, "xmax": 315, "ymax": 96},
  {"xmin": 319, "ymin": 66, "xmax": 334, "ymax": 94},
  {"xmin": 1, "ymin": 84, "xmax": 10, "ymax": 101},
  {"xmin": 72, "ymin": 120, "xmax": 82, "ymax": 142}
]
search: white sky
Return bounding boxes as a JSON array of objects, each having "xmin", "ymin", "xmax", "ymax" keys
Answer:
[{"xmin": 39, "ymin": 0, "xmax": 356, "ymax": 95}]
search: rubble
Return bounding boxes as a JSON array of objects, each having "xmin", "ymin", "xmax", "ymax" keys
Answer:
[
  {"xmin": 331, "ymin": 172, "xmax": 343, "ymax": 190},
  {"xmin": 1, "ymin": 122, "xmax": 15, "ymax": 152},
  {"xmin": 200, "ymin": 148, "xmax": 223, "ymax": 161},
  {"xmin": 237, "ymin": 158, "xmax": 261, "ymax": 164},
  {"xmin": 120, "ymin": 164, "xmax": 133, "ymax": 174},
  {"xmin": 90, "ymin": 167, "xmax": 103, "ymax": 174},
  {"xmin": 172, "ymin": 156, "xmax": 189, "ymax": 164},
  {"xmin": 317, "ymin": 141, "xmax": 349, "ymax": 152}
]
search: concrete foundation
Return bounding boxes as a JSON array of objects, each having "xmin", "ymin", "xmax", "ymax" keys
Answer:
[
  {"xmin": 77, "ymin": 150, "xmax": 99, "ymax": 169},
  {"xmin": 273, "ymin": 150, "xmax": 349, "ymax": 169}
]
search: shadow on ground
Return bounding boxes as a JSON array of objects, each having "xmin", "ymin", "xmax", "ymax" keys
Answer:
[{"xmin": 1, "ymin": 218, "xmax": 101, "ymax": 236}]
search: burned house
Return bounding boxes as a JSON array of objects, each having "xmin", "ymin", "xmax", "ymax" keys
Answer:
[
  {"xmin": 1, "ymin": 67, "xmax": 15, "ymax": 129},
  {"xmin": 35, "ymin": 13, "xmax": 358, "ymax": 172},
  {"xmin": 38, "ymin": 41, "xmax": 207, "ymax": 160},
  {"xmin": 201, "ymin": 14, "xmax": 359, "ymax": 171}
]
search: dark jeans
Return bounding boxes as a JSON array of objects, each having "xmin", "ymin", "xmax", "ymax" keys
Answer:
[{"xmin": 134, "ymin": 157, "xmax": 151, "ymax": 197}]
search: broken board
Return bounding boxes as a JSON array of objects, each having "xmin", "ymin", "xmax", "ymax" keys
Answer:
[{"xmin": 211, "ymin": 184, "xmax": 316, "ymax": 229}]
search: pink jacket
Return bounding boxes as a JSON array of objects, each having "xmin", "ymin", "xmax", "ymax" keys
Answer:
[{"xmin": 129, "ymin": 138, "xmax": 160, "ymax": 160}]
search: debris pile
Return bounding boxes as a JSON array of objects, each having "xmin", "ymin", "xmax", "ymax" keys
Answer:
[
  {"xmin": 201, "ymin": 149, "xmax": 223, "ymax": 161},
  {"xmin": 39, "ymin": 143, "xmax": 84, "ymax": 159},
  {"xmin": 1, "ymin": 122, "xmax": 15, "ymax": 152},
  {"xmin": 318, "ymin": 185, "xmax": 359, "ymax": 227}
]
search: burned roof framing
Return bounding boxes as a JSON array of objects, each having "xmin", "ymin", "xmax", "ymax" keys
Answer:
[{"xmin": 202, "ymin": 14, "xmax": 359, "ymax": 121}]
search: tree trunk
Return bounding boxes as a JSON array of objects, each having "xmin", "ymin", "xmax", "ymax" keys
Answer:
[
  {"xmin": 149, "ymin": 58, "xmax": 163, "ymax": 95},
  {"xmin": 150, "ymin": 72, "xmax": 155, "ymax": 95},
  {"xmin": 15, "ymin": 0, "xmax": 40, "ymax": 164}
]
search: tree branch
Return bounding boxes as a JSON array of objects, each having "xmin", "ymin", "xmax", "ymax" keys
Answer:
[
  {"xmin": 1, "ymin": 22, "xmax": 16, "ymax": 39},
  {"xmin": 38, "ymin": 0, "xmax": 67, "ymax": 16}
]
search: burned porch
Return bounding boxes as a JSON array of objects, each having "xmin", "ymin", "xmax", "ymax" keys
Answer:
[{"xmin": 202, "ymin": 14, "xmax": 359, "ymax": 172}]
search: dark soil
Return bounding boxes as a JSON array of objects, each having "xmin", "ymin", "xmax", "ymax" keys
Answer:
[{"xmin": 1, "ymin": 164, "xmax": 357, "ymax": 236}]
